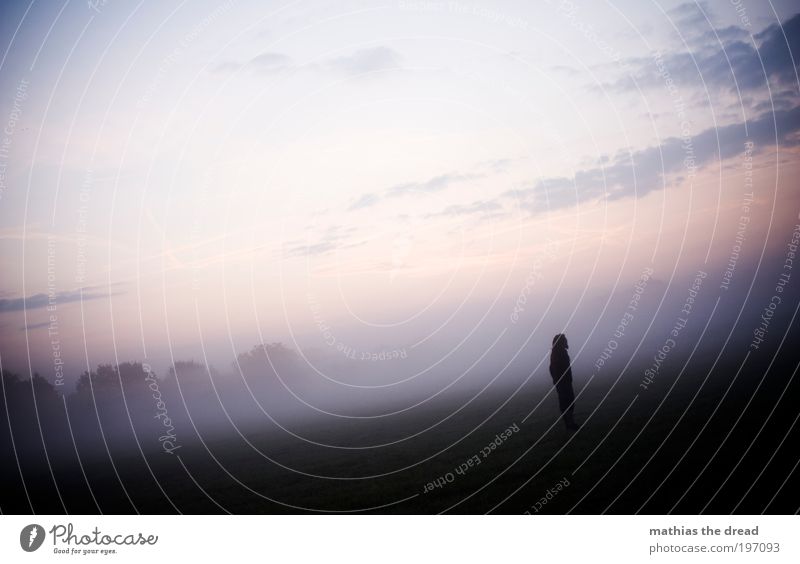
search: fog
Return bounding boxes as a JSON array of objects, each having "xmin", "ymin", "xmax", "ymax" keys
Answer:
[{"xmin": 4, "ymin": 227, "xmax": 797, "ymax": 464}]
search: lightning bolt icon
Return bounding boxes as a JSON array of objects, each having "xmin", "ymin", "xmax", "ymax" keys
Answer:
[{"xmin": 28, "ymin": 526, "xmax": 38, "ymax": 548}]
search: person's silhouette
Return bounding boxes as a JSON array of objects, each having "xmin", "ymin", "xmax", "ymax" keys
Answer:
[{"xmin": 549, "ymin": 334, "xmax": 579, "ymax": 431}]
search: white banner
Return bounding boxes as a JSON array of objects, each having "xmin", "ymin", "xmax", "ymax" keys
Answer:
[{"xmin": 1, "ymin": 515, "xmax": 797, "ymax": 563}]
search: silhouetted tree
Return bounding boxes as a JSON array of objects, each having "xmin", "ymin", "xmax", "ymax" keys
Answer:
[{"xmin": 236, "ymin": 342, "xmax": 298, "ymax": 376}]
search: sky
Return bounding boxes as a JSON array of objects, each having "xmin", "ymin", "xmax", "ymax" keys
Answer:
[{"xmin": 0, "ymin": 0, "xmax": 798, "ymax": 390}]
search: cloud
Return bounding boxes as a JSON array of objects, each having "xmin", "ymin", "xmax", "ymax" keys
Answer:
[
  {"xmin": 347, "ymin": 171, "xmax": 485, "ymax": 211},
  {"xmin": 550, "ymin": 65, "xmax": 580, "ymax": 76},
  {"xmin": 212, "ymin": 46, "xmax": 401, "ymax": 78},
  {"xmin": 478, "ymin": 158, "xmax": 516, "ymax": 173},
  {"xmin": 387, "ymin": 172, "xmax": 483, "ymax": 197},
  {"xmin": 754, "ymin": 14, "xmax": 800, "ymax": 86},
  {"xmin": 604, "ymin": 12, "xmax": 800, "ymax": 93},
  {"xmin": 211, "ymin": 61, "xmax": 242, "ymax": 73},
  {"xmin": 690, "ymin": 25, "xmax": 749, "ymax": 47},
  {"xmin": 250, "ymin": 52, "xmax": 292, "ymax": 69},
  {"xmin": 753, "ymin": 89, "xmax": 798, "ymax": 113},
  {"xmin": 20, "ymin": 321, "xmax": 51, "ymax": 331},
  {"xmin": 507, "ymin": 105, "xmax": 800, "ymax": 213},
  {"xmin": 0, "ymin": 285, "xmax": 124, "ymax": 314},
  {"xmin": 212, "ymin": 52, "xmax": 292, "ymax": 74},
  {"xmin": 284, "ymin": 226, "xmax": 361, "ymax": 258},
  {"xmin": 322, "ymin": 46, "xmax": 401, "ymax": 75},
  {"xmin": 348, "ymin": 193, "xmax": 381, "ymax": 211},
  {"xmin": 426, "ymin": 199, "xmax": 504, "ymax": 219},
  {"xmin": 667, "ymin": 1, "xmax": 714, "ymax": 30}
]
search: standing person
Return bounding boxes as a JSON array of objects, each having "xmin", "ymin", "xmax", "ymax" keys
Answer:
[{"xmin": 550, "ymin": 334, "xmax": 579, "ymax": 431}]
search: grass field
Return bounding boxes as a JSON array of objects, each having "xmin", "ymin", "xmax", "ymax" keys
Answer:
[{"xmin": 4, "ymin": 344, "xmax": 798, "ymax": 514}]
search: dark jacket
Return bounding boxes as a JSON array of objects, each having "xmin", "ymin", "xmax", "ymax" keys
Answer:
[{"xmin": 549, "ymin": 347, "xmax": 573, "ymax": 387}]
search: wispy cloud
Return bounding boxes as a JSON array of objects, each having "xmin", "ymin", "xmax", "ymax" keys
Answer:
[
  {"xmin": 211, "ymin": 60, "xmax": 243, "ymax": 73},
  {"xmin": 426, "ymin": 199, "xmax": 504, "ymax": 219},
  {"xmin": 349, "ymin": 171, "xmax": 485, "ymax": 211},
  {"xmin": 212, "ymin": 51, "xmax": 292, "ymax": 74},
  {"xmin": 507, "ymin": 105, "xmax": 800, "ymax": 213},
  {"xmin": 321, "ymin": 46, "xmax": 401, "ymax": 75},
  {"xmin": 667, "ymin": 1, "xmax": 714, "ymax": 30},
  {"xmin": 284, "ymin": 226, "xmax": 362, "ymax": 258},
  {"xmin": 251, "ymin": 52, "xmax": 292, "ymax": 69},
  {"xmin": 387, "ymin": 172, "xmax": 484, "ymax": 197},
  {"xmin": 20, "ymin": 321, "xmax": 51, "ymax": 331},
  {"xmin": 0, "ymin": 284, "xmax": 125, "ymax": 314},
  {"xmin": 348, "ymin": 193, "xmax": 381, "ymax": 211},
  {"xmin": 212, "ymin": 46, "xmax": 402, "ymax": 77}
]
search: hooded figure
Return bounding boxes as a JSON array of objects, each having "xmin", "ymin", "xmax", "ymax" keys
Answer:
[{"xmin": 549, "ymin": 334, "xmax": 578, "ymax": 431}]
